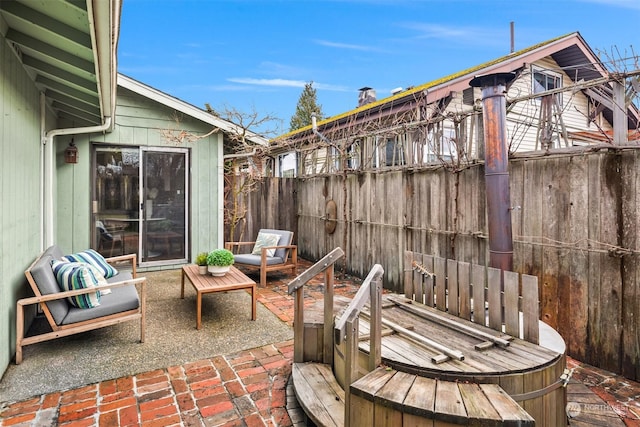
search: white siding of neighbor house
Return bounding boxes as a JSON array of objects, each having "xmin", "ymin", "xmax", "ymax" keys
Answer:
[
  {"xmin": 432, "ymin": 56, "xmax": 613, "ymax": 157},
  {"xmin": 505, "ymin": 57, "xmax": 612, "ymax": 152}
]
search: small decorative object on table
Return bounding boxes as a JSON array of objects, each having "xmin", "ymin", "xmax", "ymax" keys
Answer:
[
  {"xmin": 206, "ymin": 248, "xmax": 234, "ymax": 276},
  {"xmin": 195, "ymin": 252, "xmax": 208, "ymax": 275}
]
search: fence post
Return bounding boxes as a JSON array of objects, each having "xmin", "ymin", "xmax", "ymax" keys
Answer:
[
  {"xmin": 369, "ymin": 273, "xmax": 382, "ymax": 371},
  {"xmin": 324, "ymin": 265, "xmax": 335, "ymax": 365},
  {"xmin": 344, "ymin": 313, "xmax": 358, "ymax": 427},
  {"xmin": 293, "ymin": 288, "xmax": 305, "ymax": 363}
]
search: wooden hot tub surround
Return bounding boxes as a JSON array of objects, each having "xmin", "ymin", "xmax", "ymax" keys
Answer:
[{"xmin": 289, "ymin": 249, "xmax": 568, "ymax": 426}]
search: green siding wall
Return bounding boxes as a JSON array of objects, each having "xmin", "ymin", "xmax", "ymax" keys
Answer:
[
  {"xmin": 0, "ymin": 72, "xmax": 224, "ymax": 376},
  {"xmin": 0, "ymin": 38, "xmax": 46, "ymax": 373},
  {"xmin": 55, "ymin": 87, "xmax": 223, "ymax": 266}
]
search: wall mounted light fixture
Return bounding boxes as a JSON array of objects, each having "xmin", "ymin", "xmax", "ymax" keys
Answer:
[{"xmin": 64, "ymin": 139, "xmax": 78, "ymax": 164}]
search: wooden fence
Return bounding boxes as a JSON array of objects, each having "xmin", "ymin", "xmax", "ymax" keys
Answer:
[{"xmin": 231, "ymin": 147, "xmax": 640, "ymax": 381}]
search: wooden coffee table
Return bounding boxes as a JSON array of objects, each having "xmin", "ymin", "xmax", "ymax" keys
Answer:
[{"xmin": 181, "ymin": 264, "xmax": 256, "ymax": 329}]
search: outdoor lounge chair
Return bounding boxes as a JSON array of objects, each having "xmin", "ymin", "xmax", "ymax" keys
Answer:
[
  {"xmin": 225, "ymin": 229, "xmax": 297, "ymax": 287},
  {"xmin": 16, "ymin": 245, "xmax": 146, "ymax": 364}
]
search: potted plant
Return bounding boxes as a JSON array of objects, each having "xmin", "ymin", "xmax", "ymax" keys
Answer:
[
  {"xmin": 195, "ymin": 252, "xmax": 208, "ymax": 275},
  {"xmin": 206, "ymin": 248, "xmax": 234, "ymax": 276}
]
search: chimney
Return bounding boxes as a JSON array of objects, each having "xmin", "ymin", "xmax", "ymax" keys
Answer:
[
  {"xmin": 358, "ymin": 87, "xmax": 376, "ymax": 106},
  {"xmin": 510, "ymin": 21, "xmax": 515, "ymax": 53}
]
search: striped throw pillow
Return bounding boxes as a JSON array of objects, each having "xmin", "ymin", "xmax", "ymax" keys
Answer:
[
  {"xmin": 62, "ymin": 249, "xmax": 117, "ymax": 279},
  {"xmin": 51, "ymin": 260, "xmax": 102, "ymax": 309}
]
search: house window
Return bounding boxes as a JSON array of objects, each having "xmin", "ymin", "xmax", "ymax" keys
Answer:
[
  {"xmin": 462, "ymin": 87, "xmax": 475, "ymax": 106},
  {"xmin": 277, "ymin": 152, "xmax": 297, "ymax": 177},
  {"xmin": 422, "ymin": 127, "xmax": 456, "ymax": 163},
  {"xmin": 532, "ymin": 66, "xmax": 562, "ymax": 102},
  {"xmin": 346, "ymin": 141, "xmax": 361, "ymax": 169},
  {"xmin": 385, "ymin": 138, "xmax": 405, "ymax": 167}
]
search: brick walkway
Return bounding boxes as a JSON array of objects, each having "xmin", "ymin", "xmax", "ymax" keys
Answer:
[{"xmin": 1, "ymin": 262, "xmax": 639, "ymax": 426}]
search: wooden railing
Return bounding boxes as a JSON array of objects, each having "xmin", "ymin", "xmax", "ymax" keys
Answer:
[
  {"xmin": 287, "ymin": 247, "xmax": 384, "ymax": 427},
  {"xmin": 333, "ymin": 263, "xmax": 384, "ymax": 427},
  {"xmin": 288, "ymin": 247, "xmax": 345, "ymax": 364}
]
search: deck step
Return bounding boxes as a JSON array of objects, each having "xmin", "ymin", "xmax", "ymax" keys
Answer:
[
  {"xmin": 291, "ymin": 362, "xmax": 345, "ymax": 427},
  {"xmin": 350, "ymin": 367, "xmax": 535, "ymax": 426},
  {"xmin": 293, "ymin": 362, "xmax": 536, "ymax": 426}
]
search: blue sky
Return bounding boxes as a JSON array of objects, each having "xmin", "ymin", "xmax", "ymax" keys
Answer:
[{"xmin": 118, "ymin": 0, "xmax": 639, "ymax": 135}]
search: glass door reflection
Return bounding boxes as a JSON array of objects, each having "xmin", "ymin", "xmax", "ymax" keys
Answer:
[{"xmin": 140, "ymin": 148, "xmax": 188, "ymax": 264}]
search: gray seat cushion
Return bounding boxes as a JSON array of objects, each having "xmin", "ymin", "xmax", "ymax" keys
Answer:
[
  {"xmin": 234, "ymin": 254, "xmax": 285, "ymax": 266},
  {"xmin": 61, "ymin": 283, "xmax": 140, "ymax": 324}
]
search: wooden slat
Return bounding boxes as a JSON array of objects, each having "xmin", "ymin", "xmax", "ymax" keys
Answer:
[
  {"xmin": 446, "ymin": 259, "xmax": 459, "ymax": 316},
  {"xmin": 471, "ymin": 263, "xmax": 486, "ymax": 325},
  {"xmin": 386, "ymin": 296, "xmax": 511, "ymax": 348},
  {"xmin": 350, "ymin": 367, "xmax": 393, "ymax": 400},
  {"xmin": 368, "ymin": 270, "xmax": 383, "ymax": 371},
  {"xmin": 621, "ymin": 151, "xmax": 640, "ymax": 380},
  {"xmin": 487, "ymin": 267, "xmax": 502, "ymax": 330},
  {"xmin": 503, "ymin": 270, "xmax": 520, "ymax": 338},
  {"xmin": 335, "ymin": 264, "xmax": 384, "ymax": 342},
  {"xmin": 521, "ymin": 366, "xmax": 544, "ymax": 423},
  {"xmin": 374, "ymin": 371, "xmax": 415, "ymax": 423},
  {"xmin": 378, "ymin": 316, "xmax": 465, "ymax": 361},
  {"xmin": 344, "ymin": 313, "xmax": 359, "ymax": 419},
  {"xmin": 457, "ymin": 383, "xmax": 501, "ymax": 424},
  {"xmin": 404, "ymin": 250, "xmax": 414, "ymax": 299},
  {"xmin": 522, "ymin": 274, "xmax": 539, "ymax": 344},
  {"xmin": 458, "ymin": 261, "xmax": 471, "ymax": 320},
  {"xmin": 586, "ymin": 154, "xmax": 602, "ymax": 371},
  {"xmin": 324, "ymin": 266, "xmax": 334, "ymax": 365},
  {"xmin": 433, "ymin": 380, "xmax": 467, "ymax": 424},
  {"xmin": 292, "ymin": 363, "xmax": 345, "ymax": 427},
  {"xmin": 541, "ymin": 158, "xmax": 560, "ymax": 331},
  {"xmin": 293, "ymin": 288, "xmax": 305, "ymax": 363},
  {"xmin": 349, "ymin": 393, "xmax": 374, "ymax": 427},
  {"xmin": 402, "ymin": 375, "xmax": 436, "ymax": 418},
  {"xmin": 434, "ymin": 257, "xmax": 446, "ymax": 311},
  {"xmin": 413, "ymin": 252, "xmax": 425, "ymax": 304},
  {"xmin": 567, "ymin": 154, "xmax": 589, "ymax": 363},
  {"xmin": 479, "ymin": 384, "xmax": 534, "ymax": 425},
  {"xmin": 423, "ymin": 255, "xmax": 435, "ymax": 306}
]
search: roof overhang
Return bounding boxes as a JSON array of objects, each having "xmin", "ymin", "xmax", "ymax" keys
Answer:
[
  {"xmin": 118, "ymin": 73, "xmax": 268, "ymax": 146},
  {"xmin": 279, "ymin": 32, "xmax": 638, "ymax": 142},
  {"xmin": 0, "ymin": 0, "xmax": 120, "ymax": 127}
]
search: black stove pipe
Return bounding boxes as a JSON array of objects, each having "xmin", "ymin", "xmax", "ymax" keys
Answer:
[{"xmin": 469, "ymin": 73, "xmax": 516, "ymax": 272}]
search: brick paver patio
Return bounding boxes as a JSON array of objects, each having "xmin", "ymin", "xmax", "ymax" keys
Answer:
[{"xmin": 1, "ymin": 260, "xmax": 639, "ymax": 426}]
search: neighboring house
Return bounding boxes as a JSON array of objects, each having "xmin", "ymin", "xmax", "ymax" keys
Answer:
[
  {"xmin": 271, "ymin": 32, "xmax": 639, "ymax": 176},
  {"xmin": 0, "ymin": 0, "xmax": 263, "ymax": 376}
]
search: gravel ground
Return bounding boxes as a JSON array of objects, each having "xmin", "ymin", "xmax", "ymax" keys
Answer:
[{"xmin": 0, "ymin": 268, "xmax": 293, "ymax": 403}]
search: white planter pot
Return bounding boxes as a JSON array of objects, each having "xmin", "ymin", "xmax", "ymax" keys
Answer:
[{"xmin": 208, "ymin": 265, "xmax": 230, "ymax": 277}]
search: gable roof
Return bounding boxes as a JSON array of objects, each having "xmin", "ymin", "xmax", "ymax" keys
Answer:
[
  {"xmin": 118, "ymin": 73, "xmax": 268, "ymax": 145},
  {"xmin": 277, "ymin": 32, "xmax": 614, "ymax": 141},
  {"xmin": 0, "ymin": 0, "xmax": 120, "ymax": 127}
]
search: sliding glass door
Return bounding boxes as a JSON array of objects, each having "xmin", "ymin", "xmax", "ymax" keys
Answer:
[
  {"xmin": 93, "ymin": 146, "xmax": 189, "ymax": 265},
  {"xmin": 140, "ymin": 148, "xmax": 188, "ymax": 263}
]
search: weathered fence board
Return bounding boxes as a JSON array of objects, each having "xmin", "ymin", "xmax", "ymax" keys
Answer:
[
  {"xmin": 567, "ymin": 154, "xmax": 589, "ymax": 362},
  {"xmin": 235, "ymin": 149, "xmax": 640, "ymax": 380}
]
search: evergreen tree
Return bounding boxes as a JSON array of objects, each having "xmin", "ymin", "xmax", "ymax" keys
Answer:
[{"xmin": 290, "ymin": 82, "xmax": 324, "ymax": 131}]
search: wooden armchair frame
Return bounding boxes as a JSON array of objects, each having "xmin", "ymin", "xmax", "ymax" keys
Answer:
[
  {"xmin": 17, "ymin": 252, "xmax": 146, "ymax": 364},
  {"xmin": 226, "ymin": 239, "xmax": 298, "ymax": 287}
]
